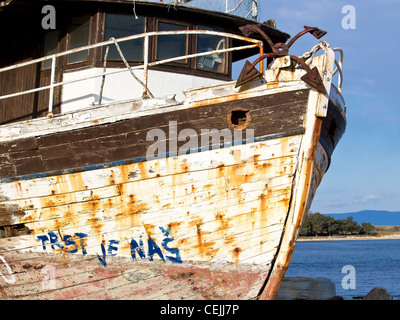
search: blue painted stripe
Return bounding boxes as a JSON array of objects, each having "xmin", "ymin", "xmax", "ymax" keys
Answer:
[{"xmin": 0, "ymin": 128, "xmax": 305, "ymax": 183}]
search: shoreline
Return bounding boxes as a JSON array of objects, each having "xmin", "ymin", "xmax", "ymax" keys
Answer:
[{"xmin": 298, "ymin": 234, "xmax": 400, "ymax": 242}]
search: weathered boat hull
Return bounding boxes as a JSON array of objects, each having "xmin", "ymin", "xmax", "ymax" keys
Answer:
[{"xmin": 0, "ymin": 44, "xmax": 345, "ymax": 299}]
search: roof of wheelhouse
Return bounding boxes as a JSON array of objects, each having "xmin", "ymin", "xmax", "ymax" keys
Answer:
[{"xmin": 0, "ymin": 0, "xmax": 290, "ymax": 47}]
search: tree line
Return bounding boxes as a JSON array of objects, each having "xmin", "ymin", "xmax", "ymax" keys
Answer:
[{"xmin": 299, "ymin": 212, "xmax": 376, "ymax": 237}]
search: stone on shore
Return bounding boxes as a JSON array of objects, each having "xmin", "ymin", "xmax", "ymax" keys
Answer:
[
  {"xmin": 276, "ymin": 277, "xmax": 336, "ymax": 300},
  {"xmin": 363, "ymin": 287, "xmax": 393, "ymax": 300}
]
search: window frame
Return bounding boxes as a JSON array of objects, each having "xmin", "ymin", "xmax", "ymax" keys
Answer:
[
  {"xmin": 194, "ymin": 25, "xmax": 231, "ymax": 76},
  {"xmin": 102, "ymin": 13, "xmax": 147, "ymax": 63},
  {"xmin": 64, "ymin": 13, "xmax": 94, "ymax": 70},
  {"xmin": 62, "ymin": 13, "xmax": 98, "ymax": 72},
  {"xmin": 41, "ymin": 29, "xmax": 61, "ymax": 71},
  {"xmin": 56, "ymin": 11, "xmax": 233, "ymax": 80},
  {"xmin": 152, "ymin": 18, "xmax": 191, "ymax": 68}
]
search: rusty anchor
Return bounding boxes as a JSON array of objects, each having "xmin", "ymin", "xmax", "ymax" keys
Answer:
[{"xmin": 235, "ymin": 25, "xmax": 327, "ymax": 94}]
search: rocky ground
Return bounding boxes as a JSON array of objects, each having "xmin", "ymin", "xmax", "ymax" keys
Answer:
[{"xmin": 276, "ymin": 277, "xmax": 396, "ymax": 300}]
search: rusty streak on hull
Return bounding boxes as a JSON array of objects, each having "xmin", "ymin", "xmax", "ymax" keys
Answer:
[
  {"xmin": 258, "ymin": 118, "xmax": 324, "ymax": 300},
  {"xmin": 0, "ymin": 43, "xmax": 346, "ymax": 300}
]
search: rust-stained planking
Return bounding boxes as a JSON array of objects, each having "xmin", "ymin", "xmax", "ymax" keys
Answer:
[{"xmin": 0, "ymin": 38, "xmax": 345, "ymax": 299}]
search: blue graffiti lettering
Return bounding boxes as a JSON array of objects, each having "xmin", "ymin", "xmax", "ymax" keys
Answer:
[
  {"xmin": 74, "ymin": 233, "xmax": 88, "ymax": 255},
  {"xmin": 37, "ymin": 235, "xmax": 49, "ymax": 251},
  {"xmin": 36, "ymin": 225, "xmax": 182, "ymax": 267},
  {"xmin": 97, "ymin": 242, "xmax": 107, "ymax": 267},
  {"xmin": 48, "ymin": 231, "xmax": 64, "ymax": 250},
  {"xmin": 148, "ymin": 236, "xmax": 165, "ymax": 262},
  {"xmin": 160, "ymin": 225, "xmax": 182, "ymax": 263},
  {"xmin": 130, "ymin": 237, "xmax": 146, "ymax": 261},
  {"xmin": 63, "ymin": 235, "xmax": 78, "ymax": 253},
  {"xmin": 108, "ymin": 240, "xmax": 119, "ymax": 256},
  {"xmin": 37, "ymin": 232, "xmax": 88, "ymax": 255},
  {"xmin": 97, "ymin": 240, "xmax": 120, "ymax": 267}
]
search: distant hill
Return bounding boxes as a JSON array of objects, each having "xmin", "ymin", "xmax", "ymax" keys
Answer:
[{"xmin": 322, "ymin": 210, "xmax": 400, "ymax": 226}]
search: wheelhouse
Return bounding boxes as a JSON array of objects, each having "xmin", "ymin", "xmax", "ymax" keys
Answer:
[{"xmin": 0, "ymin": 0, "xmax": 289, "ymax": 124}]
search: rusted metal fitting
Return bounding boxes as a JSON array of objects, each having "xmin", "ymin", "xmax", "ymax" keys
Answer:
[
  {"xmin": 236, "ymin": 24, "xmax": 327, "ymax": 94},
  {"xmin": 272, "ymin": 43, "xmax": 289, "ymax": 56},
  {"xmin": 286, "ymin": 26, "xmax": 327, "ymax": 49}
]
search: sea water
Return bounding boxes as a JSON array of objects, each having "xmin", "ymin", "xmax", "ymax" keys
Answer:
[{"xmin": 285, "ymin": 239, "xmax": 400, "ymax": 299}]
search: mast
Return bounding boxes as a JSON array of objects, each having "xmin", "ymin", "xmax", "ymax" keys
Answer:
[{"xmin": 251, "ymin": 0, "xmax": 258, "ymax": 20}]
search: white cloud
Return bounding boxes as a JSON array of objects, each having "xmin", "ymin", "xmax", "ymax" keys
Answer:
[{"xmin": 353, "ymin": 194, "xmax": 379, "ymax": 204}]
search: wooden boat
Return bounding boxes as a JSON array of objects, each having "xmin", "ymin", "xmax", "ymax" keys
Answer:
[{"xmin": 0, "ymin": 0, "xmax": 346, "ymax": 299}]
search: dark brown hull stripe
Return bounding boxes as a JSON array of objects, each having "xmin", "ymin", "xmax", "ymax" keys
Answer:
[{"xmin": 0, "ymin": 128, "xmax": 305, "ymax": 183}]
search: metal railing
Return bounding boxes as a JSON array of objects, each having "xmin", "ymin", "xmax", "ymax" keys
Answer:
[
  {"xmin": 332, "ymin": 48, "xmax": 344, "ymax": 93},
  {"xmin": 331, "ymin": 47, "xmax": 346, "ymax": 114},
  {"xmin": 300, "ymin": 42, "xmax": 345, "ymax": 114},
  {"xmin": 0, "ymin": 30, "xmax": 263, "ymax": 115},
  {"xmin": 300, "ymin": 42, "xmax": 344, "ymax": 94}
]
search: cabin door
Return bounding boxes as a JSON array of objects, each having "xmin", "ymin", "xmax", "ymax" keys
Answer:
[
  {"xmin": 0, "ymin": 32, "xmax": 63, "ymax": 125},
  {"xmin": 0, "ymin": 30, "xmax": 63, "ymax": 125},
  {"xmin": 35, "ymin": 14, "xmax": 94, "ymax": 119}
]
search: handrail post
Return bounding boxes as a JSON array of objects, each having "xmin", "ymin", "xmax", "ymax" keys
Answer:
[
  {"xmin": 110, "ymin": 37, "xmax": 154, "ymax": 98},
  {"xmin": 143, "ymin": 34, "xmax": 149, "ymax": 98},
  {"xmin": 259, "ymin": 42, "xmax": 264, "ymax": 73},
  {"xmin": 48, "ymin": 55, "xmax": 56, "ymax": 116},
  {"xmin": 333, "ymin": 48, "xmax": 344, "ymax": 93},
  {"xmin": 99, "ymin": 45, "xmax": 110, "ymax": 105}
]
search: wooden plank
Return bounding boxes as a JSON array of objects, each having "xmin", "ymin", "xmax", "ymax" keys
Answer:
[
  {"xmin": 1, "ymin": 153, "xmax": 294, "ymax": 220},
  {"xmin": 0, "ymin": 132, "xmax": 301, "ymax": 282},
  {"xmin": 0, "ymin": 253, "xmax": 269, "ymax": 300},
  {"xmin": 0, "ymin": 160, "xmax": 294, "ymax": 242},
  {"xmin": 0, "ymin": 134, "xmax": 301, "ymax": 200},
  {"xmin": 0, "ymin": 89, "xmax": 308, "ymax": 179},
  {"xmin": 0, "ymin": 179, "xmax": 291, "ymax": 257}
]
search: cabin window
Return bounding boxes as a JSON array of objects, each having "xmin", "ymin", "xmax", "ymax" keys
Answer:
[
  {"xmin": 104, "ymin": 14, "xmax": 145, "ymax": 61},
  {"xmin": 42, "ymin": 30, "xmax": 59, "ymax": 70},
  {"xmin": 156, "ymin": 21, "xmax": 188, "ymax": 63},
  {"xmin": 67, "ymin": 15, "xmax": 91, "ymax": 64},
  {"xmin": 196, "ymin": 26, "xmax": 227, "ymax": 74}
]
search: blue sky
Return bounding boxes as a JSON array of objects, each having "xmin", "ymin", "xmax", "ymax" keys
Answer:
[
  {"xmin": 250, "ymin": 0, "xmax": 400, "ymax": 214},
  {"xmin": 169, "ymin": 0, "xmax": 399, "ymax": 214}
]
